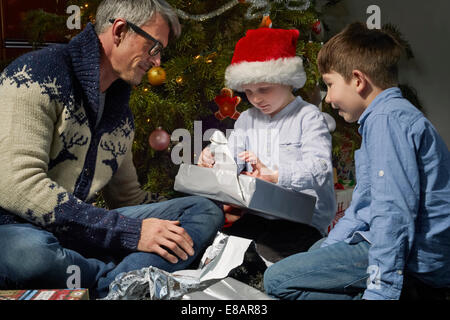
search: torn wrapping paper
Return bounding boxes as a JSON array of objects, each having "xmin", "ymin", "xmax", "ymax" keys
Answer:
[
  {"xmin": 102, "ymin": 233, "xmax": 253, "ymax": 300},
  {"xmin": 182, "ymin": 277, "xmax": 274, "ymax": 300},
  {"xmin": 174, "ymin": 130, "xmax": 317, "ymax": 225}
]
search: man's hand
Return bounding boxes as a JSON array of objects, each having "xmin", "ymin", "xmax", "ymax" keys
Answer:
[
  {"xmin": 238, "ymin": 151, "xmax": 279, "ymax": 183},
  {"xmin": 137, "ymin": 218, "xmax": 195, "ymax": 264},
  {"xmin": 197, "ymin": 146, "xmax": 215, "ymax": 168}
]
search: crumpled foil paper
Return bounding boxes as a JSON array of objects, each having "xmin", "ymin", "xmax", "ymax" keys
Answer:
[{"xmin": 102, "ymin": 232, "xmax": 252, "ymax": 300}]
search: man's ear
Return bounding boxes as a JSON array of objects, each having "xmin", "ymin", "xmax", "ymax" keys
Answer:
[
  {"xmin": 351, "ymin": 70, "xmax": 368, "ymax": 94},
  {"xmin": 111, "ymin": 19, "xmax": 128, "ymax": 45}
]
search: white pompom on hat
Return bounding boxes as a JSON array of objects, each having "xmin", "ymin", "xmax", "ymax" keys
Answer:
[{"xmin": 225, "ymin": 28, "xmax": 307, "ymax": 92}]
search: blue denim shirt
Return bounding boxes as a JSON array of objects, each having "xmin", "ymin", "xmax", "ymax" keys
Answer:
[{"xmin": 322, "ymin": 88, "xmax": 450, "ymax": 300}]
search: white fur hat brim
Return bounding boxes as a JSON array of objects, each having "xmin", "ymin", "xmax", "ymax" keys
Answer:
[{"xmin": 224, "ymin": 56, "xmax": 307, "ymax": 92}]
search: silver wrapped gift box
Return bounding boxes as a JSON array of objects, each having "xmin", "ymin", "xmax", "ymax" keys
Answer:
[{"xmin": 174, "ymin": 163, "xmax": 316, "ymax": 225}]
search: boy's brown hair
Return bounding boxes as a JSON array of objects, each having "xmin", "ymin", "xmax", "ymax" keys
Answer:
[{"xmin": 318, "ymin": 22, "xmax": 406, "ymax": 89}]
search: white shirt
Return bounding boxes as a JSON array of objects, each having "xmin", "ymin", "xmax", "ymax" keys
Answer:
[{"xmin": 227, "ymin": 96, "xmax": 336, "ymax": 235}]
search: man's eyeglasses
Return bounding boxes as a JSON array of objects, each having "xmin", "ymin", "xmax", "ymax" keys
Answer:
[{"xmin": 109, "ymin": 19, "xmax": 164, "ymax": 57}]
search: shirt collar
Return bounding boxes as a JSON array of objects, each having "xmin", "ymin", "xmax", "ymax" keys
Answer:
[
  {"xmin": 66, "ymin": 23, "xmax": 102, "ymax": 113},
  {"xmin": 358, "ymin": 87, "xmax": 403, "ymax": 127}
]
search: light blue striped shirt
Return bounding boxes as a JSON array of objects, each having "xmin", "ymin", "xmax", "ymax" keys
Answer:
[{"xmin": 322, "ymin": 87, "xmax": 450, "ymax": 300}]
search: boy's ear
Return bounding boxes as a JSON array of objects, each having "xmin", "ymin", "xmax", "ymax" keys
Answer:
[{"xmin": 351, "ymin": 70, "xmax": 368, "ymax": 94}]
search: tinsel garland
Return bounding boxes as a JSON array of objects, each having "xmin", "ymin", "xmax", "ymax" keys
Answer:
[{"xmin": 175, "ymin": 0, "xmax": 311, "ymax": 21}]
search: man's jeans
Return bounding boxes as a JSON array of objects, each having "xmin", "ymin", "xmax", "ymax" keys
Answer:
[
  {"xmin": 0, "ymin": 196, "xmax": 224, "ymax": 299},
  {"xmin": 264, "ymin": 238, "xmax": 370, "ymax": 300}
]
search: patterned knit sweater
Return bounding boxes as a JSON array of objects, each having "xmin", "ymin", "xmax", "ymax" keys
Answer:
[{"xmin": 0, "ymin": 23, "xmax": 159, "ymax": 252}]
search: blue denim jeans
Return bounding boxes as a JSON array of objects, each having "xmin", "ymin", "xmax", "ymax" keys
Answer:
[
  {"xmin": 264, "ymin": 238, "xmax": 370, "ymax": 300},
  {"xmin": 0, "ymin": 196, "xmax": 224, "ymax": 299}
]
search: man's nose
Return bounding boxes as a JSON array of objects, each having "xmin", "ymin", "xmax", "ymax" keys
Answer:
[{"xmin": 148, "ymin": 54, "xmax": 161, "ymax": 67}]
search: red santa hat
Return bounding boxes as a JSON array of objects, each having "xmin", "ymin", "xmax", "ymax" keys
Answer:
[{"xmin": 225, "ymin": 28, "xmax": 307, "ymax": 92}]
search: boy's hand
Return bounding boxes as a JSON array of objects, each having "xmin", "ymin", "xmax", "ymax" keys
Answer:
[
  {"xmin": 239, "ymin": 151, "xmax": 279, "ymax": 183},
  {"xmin": 198, "ymin": 146, "xmax": 215, "ymax": 168},
  {"xmin": 137, "ymin": 218, "xmax": 195, "ymax": 264}
]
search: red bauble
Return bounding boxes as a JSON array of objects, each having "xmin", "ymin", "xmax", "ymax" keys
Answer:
[
  {"xmin": 149, "ymin": 127, "xmax": 170, "ymax": 151},
  {"xmin": 312, "ymin": 20, "xmax": 325, "ymax": 40},
  {"xmin": 312, "ymin": 20, "xmax": 323, "ymax": 35}
]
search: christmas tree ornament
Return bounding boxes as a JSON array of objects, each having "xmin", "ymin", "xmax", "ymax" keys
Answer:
[
  {"xmin": 312, "ymin": 20, "xmax": 325, "ymax": 40},
  {"xmin": 259, "ymin": 15, "xmax": 272, "ymax": 28},
  {"xmin": 147, "ymin": 66, "xmax": 166, "ymax": 86},
  {"xmin": 175, "ymin": 0, "xmax": 239, "ymax": 21},
  {"xmin": 174, "ymin": 0, "xmax": 312, "ymax": 21},
  {"xmin": 285, "ymin": 0, "xmax": 311, "ymax": 11},
  {"xmin": 149, "ymin": 127, "xmax": 170, "ymax": 151},
  {"xmin": 214, "ymin": 88, "xmax": 241, "ymax": 121}
]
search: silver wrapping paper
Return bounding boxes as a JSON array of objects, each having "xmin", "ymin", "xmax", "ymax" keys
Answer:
[
  {"xmin": 103, "ymin": 266, "xmax": 205, "ymax": 300},
  {"xmin": 102, "ymin": 233, "xmax": 253, "ymax": 300}
]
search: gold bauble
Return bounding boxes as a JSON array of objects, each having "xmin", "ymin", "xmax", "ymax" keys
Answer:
[{"xmin": 147, "ymin": 66, "xmax": 166, "ymax": 86}]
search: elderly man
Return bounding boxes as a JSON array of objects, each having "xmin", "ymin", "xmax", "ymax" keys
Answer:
[{"xmin": 0, "ymin": 0, "xmax": 224, "ymax": 299}]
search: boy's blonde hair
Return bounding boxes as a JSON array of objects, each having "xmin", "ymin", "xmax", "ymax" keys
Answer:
[{"xmin": 318, "ymin": 22, "xmax": 405, "ymax": 89}]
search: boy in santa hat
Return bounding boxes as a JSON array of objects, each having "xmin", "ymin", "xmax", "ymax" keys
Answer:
[{"xmin": 198, "ymin": 28, "xmax": 336, "ymax": 264}]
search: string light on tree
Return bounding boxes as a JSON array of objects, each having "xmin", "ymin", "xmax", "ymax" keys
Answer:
[{"xmin": 175, "ymin": 76, "xmax": 184, "ymax": 85}]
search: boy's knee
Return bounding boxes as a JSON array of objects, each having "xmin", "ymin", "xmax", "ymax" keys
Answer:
[{"xmin": 263, "ymin": 264, "xmax": 284, "ymax": 297}]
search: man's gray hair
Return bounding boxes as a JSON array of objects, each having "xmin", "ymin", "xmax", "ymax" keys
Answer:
[{"xmin": 95, "ymin": 0, "xmax": 181, "ymax": 38}]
